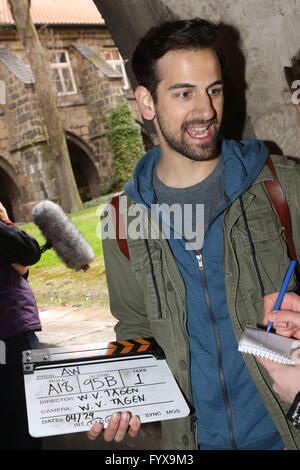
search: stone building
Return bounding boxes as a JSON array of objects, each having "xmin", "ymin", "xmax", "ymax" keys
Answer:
[{"xmin": 0, "ymin": 0, "xmax": 150, "ymax": 222}]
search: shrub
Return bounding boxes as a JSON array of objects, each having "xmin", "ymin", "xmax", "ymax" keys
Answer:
[{"xmin": 106, "ymin": 101, "xmax": 145, "ymax": 191}]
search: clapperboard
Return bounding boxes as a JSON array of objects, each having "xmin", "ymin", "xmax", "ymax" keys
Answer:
[{"xmin": 23, "ymin": 338, "xmax": 190, "ymax": 437}]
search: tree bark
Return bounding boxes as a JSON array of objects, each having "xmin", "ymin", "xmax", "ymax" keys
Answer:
[{"xmin": 8, "ymin": 0, "xmax": 83, "ymax": 212}]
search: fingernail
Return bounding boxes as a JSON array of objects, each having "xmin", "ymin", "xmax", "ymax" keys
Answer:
[
  {"xmin": 270, "ymin": 312, "xmax": 277, "ymax": 320},
  {"xmin": 277, "ymin": 322, "xmax": 287, "ymax": 328},
  {"xmin": 112, "ymin": 412, "xmax": 120, "ymax": 422},
  {"xmin": 93, "ymin": 423, "xmax": 102, "ymax": 432},
  {"xmin": 120, "ymin": 412, "xmax": 129, "ymax": 422},
  {"xmin": 130, "ymin": 415, "xmax": 139, "ymax": 425}
]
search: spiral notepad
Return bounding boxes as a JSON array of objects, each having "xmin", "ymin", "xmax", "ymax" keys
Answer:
[{"xmin": 238, "ymin": 326, "xmax": 300, "ymax": 365}]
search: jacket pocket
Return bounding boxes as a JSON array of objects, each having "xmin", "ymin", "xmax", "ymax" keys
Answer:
[
  {"xmin": 231, "ymin": 208, "xmax": 298, "ymax": 303},
  {"xmin": 129, "ymin": 239, "xmax": 172, "ymax": 321}
]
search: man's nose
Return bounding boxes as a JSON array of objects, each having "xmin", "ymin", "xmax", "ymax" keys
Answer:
[{"xmin": 190, "ymin": 92, "xmax": 216, "ymax": 121}]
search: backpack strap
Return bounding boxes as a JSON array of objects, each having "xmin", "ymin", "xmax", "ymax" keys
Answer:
[
  {"xmin": 264, "ymin": 156, "xmax": 297, "ymax": 262},
  {"xmin": 111, "ymin": 192, "xmax": 130, "ymax": 260}
]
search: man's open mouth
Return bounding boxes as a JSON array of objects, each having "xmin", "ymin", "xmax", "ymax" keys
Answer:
[{"xmin": 185, "ymin": 125, "xmax": 210, "ymax": 139}]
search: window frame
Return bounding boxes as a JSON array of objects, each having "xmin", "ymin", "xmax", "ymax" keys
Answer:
[
  {"xmin": 50, "ymin": 50, "xmax": 77, "ymax": 96},
  {"xmin": 103, "ymin": 48, "xmax": 129, "ymax": 90}
]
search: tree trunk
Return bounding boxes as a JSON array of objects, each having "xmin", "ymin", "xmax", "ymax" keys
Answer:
[{"xmin": 8, "ymin": 0, "xmax": 83, "ymax": 213}]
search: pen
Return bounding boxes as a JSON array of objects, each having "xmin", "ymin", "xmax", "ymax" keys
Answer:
[{"xmin": 266, "ymin": 260, "xmax": 297, "ymax": 332}]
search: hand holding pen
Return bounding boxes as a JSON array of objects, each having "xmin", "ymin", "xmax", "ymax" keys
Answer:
[{"xmin": 266, "ymin": 260, "xmax": 297, "ymax": 332}]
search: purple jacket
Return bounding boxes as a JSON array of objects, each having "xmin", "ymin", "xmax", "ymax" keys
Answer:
[
  {"xmin": 0, "ymin": 220, "xmax": 42, "ymax": 340},
  {"xmin": 0, "ymin": 264, "xmax": 41, "ymax": 340}
]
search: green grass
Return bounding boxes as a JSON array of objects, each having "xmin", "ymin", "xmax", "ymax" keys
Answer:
[{"xmin": 20, "ymin": 203, "xmax": 110, "ymax": 309}]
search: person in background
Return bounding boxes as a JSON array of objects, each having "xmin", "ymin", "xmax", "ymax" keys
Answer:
[{"xmin": 0, "ymin": 201, "xmax": 42, "ymax": 450}]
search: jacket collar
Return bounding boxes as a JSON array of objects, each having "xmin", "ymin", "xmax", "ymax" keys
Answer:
[{"xmin": 125, "ymin": 137, "xmax": 270, "ymax": 207}]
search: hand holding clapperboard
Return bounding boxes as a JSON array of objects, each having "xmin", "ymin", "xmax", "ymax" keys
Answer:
[{"xmin": 23, "ymin": 337, "xmax": 190, "ymax": 437}]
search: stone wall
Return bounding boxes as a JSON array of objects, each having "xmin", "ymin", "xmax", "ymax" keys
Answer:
[
  {"xmin": 0, "ymin": 60, "xmax": 59, "ymax": 221},
  {"xmin": 73, "ymin": 47, "xmax": 124, "ymax": 188},
  {"xmin": 96, "ymin": 0, "xmax": 300, "ymax": 157}
]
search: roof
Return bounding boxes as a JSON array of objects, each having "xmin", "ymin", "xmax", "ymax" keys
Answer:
[
  {"xmin": 74, "ymin": 45, "xmax": 123, "ymax": 79},
  {"xmin": 0, "ymin": 0, "xmax": 105, "ymax": 25},
  {"xmin": 0, "ymin": 44, "xmax": 121, "ymax": 84},
  {"xmin": 0, "ymin": 46, "xmax": 34, "ymax": 83}
]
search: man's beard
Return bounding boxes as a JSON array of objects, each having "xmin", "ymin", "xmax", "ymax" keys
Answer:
[{"xmin": 156, "ymin": 111, "xmax": 221, "ymax": 162}]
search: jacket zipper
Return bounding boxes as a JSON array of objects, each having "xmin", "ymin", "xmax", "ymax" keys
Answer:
[{"xmin": 196, "ymin": 251, "xmax": 238, "ymax": 450}]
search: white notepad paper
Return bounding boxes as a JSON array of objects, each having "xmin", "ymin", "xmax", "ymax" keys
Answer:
[{"xmin": 238, "ymin": 326, "xmax": 300, "ymax": 365}]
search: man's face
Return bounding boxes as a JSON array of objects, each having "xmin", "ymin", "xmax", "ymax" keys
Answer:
[{"xmin": 153, "ymin": 48, "xmax": 224, "ymax": 162}]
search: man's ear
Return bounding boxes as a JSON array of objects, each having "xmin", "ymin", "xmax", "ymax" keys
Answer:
[{"xmin": 134, "ymin": 85, "xmax": 155, "ymax": 120}]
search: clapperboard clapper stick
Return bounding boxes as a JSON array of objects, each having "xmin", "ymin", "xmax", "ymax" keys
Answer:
[{"xmin": 23, "ymin": 338, "xmax": 190, "ymax": 437}]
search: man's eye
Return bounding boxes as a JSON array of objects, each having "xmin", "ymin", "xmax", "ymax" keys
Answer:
[
  {"xmin": 208, "ymin": 87, "xmax": 223, "ymax": 97},
  {"xmin": 177, "ymin": 91, "xmax": 191, "ymax": 99}
]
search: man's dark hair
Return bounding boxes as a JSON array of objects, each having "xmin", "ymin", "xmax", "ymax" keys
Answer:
[{"xmin": 131, "ymin": 18, "xmax": 223, "ymax": 102}]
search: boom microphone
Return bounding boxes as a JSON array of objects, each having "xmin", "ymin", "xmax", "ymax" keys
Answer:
[{"xmin": 32, "ymin": 200, "xmax": 95, "ymax": 271}]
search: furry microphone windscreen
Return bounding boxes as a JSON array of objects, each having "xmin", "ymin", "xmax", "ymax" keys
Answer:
[{"xmin": 32, "ymin": 200, "xmax": 95, "ymax": 271}]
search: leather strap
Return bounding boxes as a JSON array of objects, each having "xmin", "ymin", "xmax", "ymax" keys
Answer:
[
  {"xmin": 111, "ymin": 192, "xmax": 130, "ymax": 260},
  {"xmin": 264, "ymin": 156, "xmax": 297, "ymax": 262}
]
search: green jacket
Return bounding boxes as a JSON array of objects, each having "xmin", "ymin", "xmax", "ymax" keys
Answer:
[{"xmin": 102, "ymin": 154, "xmax": 300, "ymax": 450}]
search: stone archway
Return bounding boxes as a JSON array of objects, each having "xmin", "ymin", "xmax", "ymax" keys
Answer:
[
  {"xmin": 0, "ymin": 157, "xmax": 23, "ymax": 222},
  {"xmin": 65, "ymin": 132, "xmax": 101, "ymax": 203}
]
